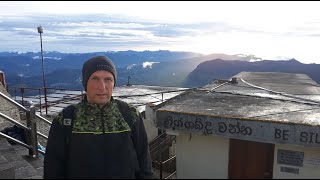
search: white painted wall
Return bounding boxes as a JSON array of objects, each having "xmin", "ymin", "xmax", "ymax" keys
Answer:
[
  {"xmin": 144, "ymin": 103, "xmax": 159, "ymax": 142},
  {"xmin": 273, "ymin": 144, "xmax": 320, "ymax": 179},
  {"xmin": 176, "ymin": 132, "xmax": 229, "ymax": 179}
]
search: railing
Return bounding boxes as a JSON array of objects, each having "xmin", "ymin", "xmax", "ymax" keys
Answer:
[
  {"xmin": 7, "ymin": 86, "xmax": 189, "ymax": 116},
  {"xmin": 150, "ymin": 133, "xmax": 176, "ymax": 159},
  {"xmin": 0, "ymin": 91, "xmax": 51, "ymax": 156},
  {"xmin": 7, "ymin": 86, "xmax": 84, "ymax": 115},
  {"xmin": 149, "ymin": 132, "xmax": 167, "ymax": 151},
  {"xmin": 149, "ymin": 132, "xmax": 177, "ymax": 179},
  {"xmin": 153, "ymin": 156, "xmax": 176, "ymax": 179}
]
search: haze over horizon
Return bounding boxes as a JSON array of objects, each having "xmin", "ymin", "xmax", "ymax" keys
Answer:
[{"xmin": 1, "ymin": 1, "xmax": 320, "ymax": 64}]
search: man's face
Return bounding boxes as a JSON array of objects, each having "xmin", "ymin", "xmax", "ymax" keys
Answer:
[{"xmin": 86, "ymin": 70, "xmax": 114, "ymax": 107}]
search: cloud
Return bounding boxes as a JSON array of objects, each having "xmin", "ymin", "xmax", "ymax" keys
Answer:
[
  {"xmin": 0, "ymin": 13, "xmax": 264, "ymax": 54},
  {"xmin": 1, "ymin": 2, "xmax": 320, "ymax": 64},
  {"xmin": 142, "ymin": 62, "xmax": 160, "ymax": 69},
  {"xmin": 0, "ymin": 14, "xmax": 222, "ymax": 52}
]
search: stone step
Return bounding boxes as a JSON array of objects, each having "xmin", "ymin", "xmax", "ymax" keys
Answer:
[
  {"xmin": 0, "ymin": 138, "xmax": 44, "ymax": 179},
  {"xmin": 0, "ymin": 137, "xmax": 16, "ymax": 179},
  {"xmin": 0, "ymin": 161, "xmax": 15, "ymax": 179}
]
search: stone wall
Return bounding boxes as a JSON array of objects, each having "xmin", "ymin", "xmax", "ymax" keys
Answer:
[{"xmin": 0, "ymin": 84, "xmax": 23, "ymax": 130}]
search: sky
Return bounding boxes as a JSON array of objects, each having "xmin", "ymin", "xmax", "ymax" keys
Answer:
[{"xmin": 1, "ymin": 1, "xmax": 320, "ymax": 64}]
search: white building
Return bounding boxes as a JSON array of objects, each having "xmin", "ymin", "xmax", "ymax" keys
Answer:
[{"xmin": 152, "ymin": 72, "xmax": 320, "ymax": 179}]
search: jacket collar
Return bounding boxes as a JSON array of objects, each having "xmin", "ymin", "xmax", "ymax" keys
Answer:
[{"xmin": 82, "ymin": 94, "xmax": 114, "ymax": 110}]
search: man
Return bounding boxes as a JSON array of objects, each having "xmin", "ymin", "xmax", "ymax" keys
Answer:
[{"xmin": 44, "ymin": 56, "xmax": 153, "ymax": 179}]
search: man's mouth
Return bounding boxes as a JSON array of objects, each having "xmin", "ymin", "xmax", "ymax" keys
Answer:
[{"xmin": 96, "ymin": 94, "xmax": 107, "ymax": 96}]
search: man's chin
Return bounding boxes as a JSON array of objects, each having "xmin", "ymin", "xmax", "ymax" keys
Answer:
[{"xmin": 96, "ymin": 98, "xmax": 110, "ymax": 104}]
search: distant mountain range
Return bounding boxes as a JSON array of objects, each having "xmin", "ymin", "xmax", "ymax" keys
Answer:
[
  {"xmin": 184, "ymin": 58, "xmax": 320, "ymax": 87},
  {"xmin": 0, "ymin": 50, "xmax": 202, "ymax": 90},
  {"xmin": 0, "ymin": 50, "xmax": 319, "ymax": 95}
]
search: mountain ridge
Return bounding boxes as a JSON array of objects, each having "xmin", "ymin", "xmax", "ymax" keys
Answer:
[{"xmin": 184, "ymin": 59, "xmax": 320, "ymax": 87}]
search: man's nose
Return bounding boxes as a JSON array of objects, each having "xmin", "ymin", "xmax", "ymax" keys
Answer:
[{"xmin": 97, "ymin": 79, "xmax": 106, "ymax": 89}]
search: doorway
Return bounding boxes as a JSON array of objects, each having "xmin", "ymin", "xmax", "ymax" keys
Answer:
[{"xmin": 228, "ymin": 138, "xmax": 275, "ymax": 179}]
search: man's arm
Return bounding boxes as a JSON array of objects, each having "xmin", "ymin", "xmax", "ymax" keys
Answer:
[
  {"xmin": 43, "ymin": 113, "xmax": 67, "ymax": 179},
  {"xmin": 131, "ymin": 108, "xmax": 154, "ymax": 179}
]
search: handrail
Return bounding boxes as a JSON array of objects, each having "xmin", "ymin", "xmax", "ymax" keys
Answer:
[
  {"xmin": 210, "ymin": 81, "xmax": 230, "ymax": 92},
  {"xmin": 150, "ymin": 135, "xmax": 175, "ymax": 154},
  {"xmin": 38, "ymin": 149, "xmax": 45, "ymax": 155},
  {"xmin": 46, "ymin": 87, "xmax": 83, "ymax": 91},
  {"xmin": 8, "ymin": 86, "xmax": 40, "ymax": 91},
  {"xmin": 0, "ymin": 131, "xmax": 45, "ymax": 155},
  {"xmin": 0, "ymin": 132, "xmax": 31, "ymax": 149},
  {"xmin": 0, "ymin": 88, "xmax": 74, "ymax": 157},
  {"xmin": 149, "ymin": 132, "xmax": 167, "ymax": 146},
  {"xmin": 165, "ymin": 171, "xmax": 176, "ymax": 179},
  {"xmin": 150, "ymin": 137, "xmax": 171, "ymax": 153},
  {"xmin": 153, "ymin": 155, "xmax": 177, "ymax": 179},
  {"xmin": 162, "ymin": 155, "xmax": 176, "ymax": 164},
  {"xmin": 150, "ymin": 139, "xmax": 169, "ymax": 153},
  {"xmin": 37, "ymin": 132, "xmax": 48, "ymax": 139},
  {"xmin": 0, "ymin": 91, "xmax": 51, "ymax": 125},
  {"xmin": 0, "ymin": 91, "xmax": 28, "ymax": 111},
  {"xmin": 0, "ymin": 112, "xmax": 29, "ymax": 130},
  {"xmin": 0, "ymin": 112, "xmax": 48, "ymax": 140},
  {"xmin": 0, "ymin": 106, "xmax": 43, "ymax": 157},
  {"xmin": 36, "ymin": 114, "xmax": 52, "ymax": 125},
  {"xmin": 154, "ymin": 155, "xmax": 176, "ymax": 165},
  {"xmin": 114, "ymin": 89, "xmax": 190, "ymax": 98},
  {"xmin": 240, "ymin": 78, "xmax": 320, "ymax": 105}
]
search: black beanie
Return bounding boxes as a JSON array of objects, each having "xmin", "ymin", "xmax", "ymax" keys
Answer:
[{"xmin": 82, "ymin": 56, "xmax": 117, "ymax": 91}]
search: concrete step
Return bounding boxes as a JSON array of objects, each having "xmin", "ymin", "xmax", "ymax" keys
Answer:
[
  {"xmin": 0, "ymin": 160, "xmax": 15, "ymax": 179},
  {"xmin": 0, "ymin": 137, "xmax": 16, "ymax": 179},
  {"xmin": 0, "ymin": 138, "xmax": 44, "ymax": 179}
]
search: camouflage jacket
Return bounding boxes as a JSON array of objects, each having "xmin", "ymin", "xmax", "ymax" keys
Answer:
[{"xmin": 44, "ymin": 97, "xmax": 153, "ymax": 179}]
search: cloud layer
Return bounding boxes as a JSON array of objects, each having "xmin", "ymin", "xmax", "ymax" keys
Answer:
[{"xmin": 1, "ymin": 2, "xmax": 320, "ymax": 64}]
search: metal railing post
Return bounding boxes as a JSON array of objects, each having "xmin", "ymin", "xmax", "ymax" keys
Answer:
[
  {"xmin": 14, "ymin": 87, "xmax": 16, "ymax": 100},
  {"xmin": 21, "ymin": 87, "xmax": 25, "ymax": 106},
  {"xmin": 39, "ymin": 88, "xmax": 42, "ymax": 115},
  {"xmin": 26, "ymin": 106, "xmax": 38, "ymax": 158},
  {"xmin": 159, "ymin": 140, "xmax": 163, "ymax": 179},
  {"xmin": 160, "ymin": 161, "xmax": 163, "ymax": 179},
  {"xmin": 44, "ymin": 87, "xmax": 48, "ymax": 115}
]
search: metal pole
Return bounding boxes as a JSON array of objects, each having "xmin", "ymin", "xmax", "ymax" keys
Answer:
[
  {"xmin": 159, "ymin": 140, "xmax": 163, "ymax": 179},
  {"xmin": 39, "ymin": 88, "xmax": 42, "ymax": 115},
  {"xmin": 26, "ymin": 106, "xmax": 38, "ymax": 158},
  {"xmin": 21, "ymin": 87, "xmax": 24, "ymax": 106},
  {"xmin": 161, "ymin": 92, "xmax": 164, "ymax": 102},
  {"xmin": 44, "ymin": 87, "xmax": 48, "ymax": 115},
  {"xmin": 38, "ymin": 26, "xmax": 48, "ymax": 115},
  {"xmin": 127, "ymin": 76, "xmax": 131, "ymax": 86},
  {"xmin": 160, "ymin": 161, "xmax": 163, "ymax": 179},
  {"xmin": 14, "ymin": 87, "xmax": 16, "ymax": 100}
]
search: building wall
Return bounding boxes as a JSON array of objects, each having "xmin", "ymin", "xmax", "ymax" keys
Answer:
[
  {"xmin": 176, "ymin": 133, "xmax": 229, "ymax": 179},
  {"xmin": 144, "ymin": 104, "xmax": 159, "ymax": 142},
  {"xmin": 273, "ymin": 144, "xmax": 320, "ymax": 179}
]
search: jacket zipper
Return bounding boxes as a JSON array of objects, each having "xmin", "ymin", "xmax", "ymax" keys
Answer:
[
  {"xmin": 101, "ymin": 110, "xmax": 105, "ymax": 134},
  {"xmin": 101, "ymin": 109, "xmax": 106, "ymax": 177}
]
